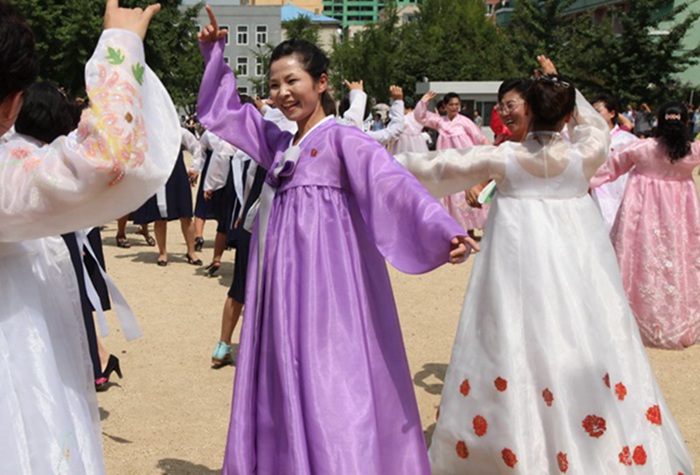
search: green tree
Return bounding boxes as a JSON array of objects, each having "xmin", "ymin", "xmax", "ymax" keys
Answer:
[
  {"xmin": 13, "ymin": 0, "xmax": 203, "ymax": 112},
  {"xmin": 282, "ymin": 16, "xmax": 321, "ymax": 45}
]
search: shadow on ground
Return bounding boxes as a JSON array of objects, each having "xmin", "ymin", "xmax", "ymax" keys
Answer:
[
  {"xmin": 157, "ymin": 458, "xmax": 220, "ymax": 474},
  {"xmin": 413, "ymin": 363, "xmax": 447, "ymax": 395}
]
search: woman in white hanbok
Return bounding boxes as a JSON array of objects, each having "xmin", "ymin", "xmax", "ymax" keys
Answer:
[
  {"xmin": 0, "ymin": 2, "xmax": 179, "ymax": 473},
  {"xmin": 397, "ymin": 58, "xmax": 693, "ymax": 474}
]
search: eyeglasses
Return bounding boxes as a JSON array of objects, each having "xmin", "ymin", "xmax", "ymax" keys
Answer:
[{"xmin": 497, "ymin": 101, "xmax": 523, "ymax": 115}]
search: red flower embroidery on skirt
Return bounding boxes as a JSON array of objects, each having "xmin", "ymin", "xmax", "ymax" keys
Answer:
[
  {"xmin": 473, "ymin": 415, "xmax": 487, "ymax": 437},
  {"xmin": 460, "ymin": 379, "xmax": 471, "ymax": 397},
  {"xmin": 495, "ymin": 377, "xmax": 508, "ymax": 392},
  {"xmin": 582, "ymin": 415, "xmax": 607, "ymax": 438},
  {"xmin": 542, "ymin": 388, "xmax": 554, "ymax": 407},
  {"xmin": 502, "ymin": 448, "xmax": 518, "ymax": 468},
  {"xmin": 633, "ymin": 445, "xmax": 647, "ymax": 465},
  {"xmin": 646, "ymin": 405, "xmax": 662, "ymax": 425},
  {"xmin": 619, "ymin": 446, "xmax": 633, "ymax": 466},
  {"xmin": 456, "ymin": 440, "xmax": 469, "ymax": 459},
  {"xmin": 603, "ymin": 373, "xmax": 611, "ymax": 388},
  {"xmin": 557, "ymin": 452, "xmax": 569, "ymax": 472},
  {"xmin": 615, "ymin": 382, "xmax": 627, "ymax": 401}
]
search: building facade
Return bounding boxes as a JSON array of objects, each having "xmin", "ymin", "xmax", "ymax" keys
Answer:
[
  {"xmin": 194, "ymin": 4, "xmax": 283, "ymax": 96},
  {"xmin": 322, "ymin": 0, "xmax": 418, "ymax": 27}
]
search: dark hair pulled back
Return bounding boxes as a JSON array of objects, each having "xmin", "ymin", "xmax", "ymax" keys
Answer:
[
  {"xmin": 15, "ymin": 81, "xmax": 77, "ymax": 143},
  {"xmin": 592, "ymin": 94, "xmax": 620, "ymax": 125},
  {"xmin": 0, "ymin": 1, "xmax": 39, "ymax": 102},
  {"xmin": 656, "ymin": 102, "xmax": 691, "ymax": 162},
  {"xmin": 498, "ymin": 78, "xmax": 532, "ymax": 102},
  {"xmin": 270, "ymin": 39, "xmax": 335, "ymax": 116},
  {"xmin": 526, "ymin": 75, "xmax": 576, "ymax": 129}
]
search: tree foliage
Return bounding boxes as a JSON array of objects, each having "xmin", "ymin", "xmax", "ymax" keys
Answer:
[
  {"xmin": 282, "ymin": 16, "xmax": 321, "ymax": 45},
  {"xmin": 13, "ymin": 0, "xmax": 204, "ymax": 112}
]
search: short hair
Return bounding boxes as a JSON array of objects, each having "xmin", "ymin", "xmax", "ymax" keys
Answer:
[
  {"xmin": 592, "ymin": 94, "xmax": 620, "ymax": 124},
  {"xmin": 0, "ymin": 1, "xmax": 39, "ymax": 102},
  {"xmin": 443, "ymin": 92, "xmax": 460, "ymax": 105},
  {"xmin": 498, "ymin": 78, "xmax": 532, "ymax": 102},
  {"xmin": 15, "ymin": 81, "xmax": 77, "ymax": 143},
  {"xmin": 526, "ymin": 75, "xmax": 576, "ymax": 129}
]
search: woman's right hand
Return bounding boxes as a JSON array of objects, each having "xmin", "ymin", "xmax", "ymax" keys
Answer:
[
  {"xmin": 421, "ymin": 91, "xmax": 437, "ymax": 103},
  {"xmin": 103, "ymin": 0, "xmax": 161, "ymax": 40},
  {"xmin": 198, "ymin": 5, "xmax": 228, "ymax": 43}
]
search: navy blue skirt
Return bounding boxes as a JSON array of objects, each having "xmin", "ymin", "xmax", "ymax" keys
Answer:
[
  {"xmin": 133, "ymin": 151, "xmax": 193, "ymax": 224},
  {"xmin": 194, "ymin": 150, "xmax": 217, "ymax": 220}
]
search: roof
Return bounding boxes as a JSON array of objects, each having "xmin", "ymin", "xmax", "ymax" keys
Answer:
[{"xmin": 281, "ymin": 4, "xmax": 340, "ymax": 24}]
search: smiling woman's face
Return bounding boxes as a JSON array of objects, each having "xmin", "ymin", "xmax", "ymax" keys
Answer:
[{"xmin": 498, "ymin": 90, "xmax": 530, "ymax": 142}]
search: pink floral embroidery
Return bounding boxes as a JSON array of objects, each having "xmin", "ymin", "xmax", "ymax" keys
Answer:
[
  {"xmin": 473, "ymin": 415, "xmax": 487, "ymax": 437},
  {"xmin": 502, "ymin": 448, "xmax": 517, "ymax": 468},
  {"xmin": 8, "ymin": 147, "xmax": 31, "ymax": 160},
  {"xmin": 456, "ymin": 440, "xmax": 469, "ymax": 459},
  {"xmin": 582, "ymin": 415, "xmax": 606, "ymax": 438},
  {"xmin": 557, "ymin": 452, "xmax": 569, "ymax": 473}
]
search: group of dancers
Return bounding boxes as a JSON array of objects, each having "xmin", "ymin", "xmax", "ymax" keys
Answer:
[{"xmin": 1, "ymin": 1, "xmax": 698, "ymax": 473}]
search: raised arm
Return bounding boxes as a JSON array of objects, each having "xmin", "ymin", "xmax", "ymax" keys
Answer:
[
  {"xmin": 197, "ymin": 6, "xmax": 290, "ymax": 169},
  {"xmin": 0, "ymin": 19, "xmax": 180, "ymax": 242},
  {"xmin": 413, "ymin": 91, "xmax": 443, "ymax": 130},
  {"xmin": 340, "ymin": 80, "xmax": 367, "ymax": 129},
  {"xmin": 367, "ymin": 85, "xmax": 405, "ymax": 146}
]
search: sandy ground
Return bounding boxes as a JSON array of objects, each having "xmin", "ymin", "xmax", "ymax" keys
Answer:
[
  {"xmin": 98, "ymin": 160, "xmax": 700, "ymax": 474},
  {"xmin": 94, "ymin": 216, "xmax": 700, "ymax": 474}
]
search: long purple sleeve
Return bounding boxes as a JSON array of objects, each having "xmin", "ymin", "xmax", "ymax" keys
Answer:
[
  {"xmin": 336, "ymin": 127, "xmax": 466, "ymax": 274},
  {"xmin": 197, "ymin": 40, "xmax": 291, "ymax": 169}
]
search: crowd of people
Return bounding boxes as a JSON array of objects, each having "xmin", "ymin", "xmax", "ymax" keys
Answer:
[{"xmin": 1, "ymin": 0, "xmax": 698, "ymax": 473}]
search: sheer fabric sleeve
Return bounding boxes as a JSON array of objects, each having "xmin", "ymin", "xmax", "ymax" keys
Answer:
[
  {"xmin": 367, "ymin": 99, "xmax": 405, "ymax": 146},
  {"xmin": 0, "ymin": 29, "xmax": 179, "ymax": 242},
  {"xmin": 569, "ymin": 90, "xmax": 611, "ymax": 178},
  {"xmin": 395, "ymin": 145, "xmax": 504, "ymax": 199},
  {"xmin": 197, "ymin": 39, "xmax": 291, "ymax": 169},
  {"xmin": 337, "ymin": 128, "xmax": 467, "ymax": 274},
  {"xmin": 341, "ymin": 89, "xmax": 368, "ymax": 129},
  {"xmin": 414, "ymin": 100, "xmax": 443, "ymax": 130},
  {"xmin": 590, "ymin": 139, "xmax": 644, "ymax": 188}
]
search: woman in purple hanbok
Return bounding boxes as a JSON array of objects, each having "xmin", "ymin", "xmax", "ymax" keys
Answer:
[{"xmin": 197, "ymin": 9, "xmax": 472, "ymax": 474}]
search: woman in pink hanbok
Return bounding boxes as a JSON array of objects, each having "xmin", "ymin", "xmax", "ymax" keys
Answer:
[
  {"xmin": 389, "ymin": 97, "xmax": 429, "ymax": 155},
  {"xmin": 414, "ymin": 91, "xmax": 489, "ymax": 234},
  {"xmin": 591, "ymin": 102, "xmax": 700, "ymax": 349}
]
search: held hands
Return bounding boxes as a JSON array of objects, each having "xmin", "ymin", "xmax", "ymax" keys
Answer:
[
  {"xmin": 389, "ymin": 85, "xmax": 404, "ymax": 101},
  {"xmin": 421, "ymin": 91, "xmax": 437, "ymax": 103},
  {"xmin": 104, "ymin": 0, "xmax": 161, "ymax": 40},
  {"xmin": 198, "ymin": 6, "xmax": 228, "ymax": 43},
  {"xmin": 343, "ymin": 79, "xmax": 364, "ymax": 92},
  {"xmin": 188, "ymin": 170, "xmax": 198, "ymax": 187},
  {"xmin": 450, "ymin": 236, "xmax": 480, "ymax": 264}
]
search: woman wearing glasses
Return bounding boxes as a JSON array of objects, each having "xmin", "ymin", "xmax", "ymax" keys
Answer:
[{"xmin": 397, "ymin": 57, "xmax": 692, "ymax": 474}]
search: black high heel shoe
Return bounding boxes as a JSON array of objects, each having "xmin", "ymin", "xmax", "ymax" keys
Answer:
[
  {"xmin": 186, "ymin": 253, "xmax": 203, "ymax": 266},
  {"xmin": 96, "ymin": 355, "xmax": 122, "ymax": 392}
]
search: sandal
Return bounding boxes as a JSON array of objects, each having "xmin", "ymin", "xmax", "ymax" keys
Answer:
[
  {"xmin": 206, "ymin": 260, "xmax": 221, "ymax": 277},
  {"xmin": 116, "ymin": 235, "xmax": 131, "ymax": 248},
  {"xmin": 211, "ymin": 341, "xmax": 233, "ymax": 368},
  {"xmin": 137, "ymin": 229, "xmax": 156, "ymax": 246}
]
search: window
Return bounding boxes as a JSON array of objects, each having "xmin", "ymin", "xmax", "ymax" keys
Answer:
[
  {"xmin": 221, "ymin": 24, "xmax": 230, "ymax": 45},
  {"xmin": 236, "ymin": 57, "xmax": 249, "ymax": 76},
  {"xmin": 256, "ymin": 57, "xmax": 264, "ymax": 77},
  {"xmin": 237, "ymin": 25, "xmax": 249, "ymax": 45},
  {"xmin": 224, "ymin": 56, "xmax": 230, "ymax": 65},
  {"xmin": 256, "ymin": 25, "xmax": 268, "ymax": 46},
  {"xmin": 486, "ymin": 3, "xmax": 494, "ymax": 14},
  {"xmin": 238, "ymin": 86, "xmax": 249, "ymax": 95}
]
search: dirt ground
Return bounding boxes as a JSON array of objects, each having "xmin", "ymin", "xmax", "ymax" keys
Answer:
[{"xmin": 96, "ymin": 215, "xmax": 699, "ymax": 474}]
